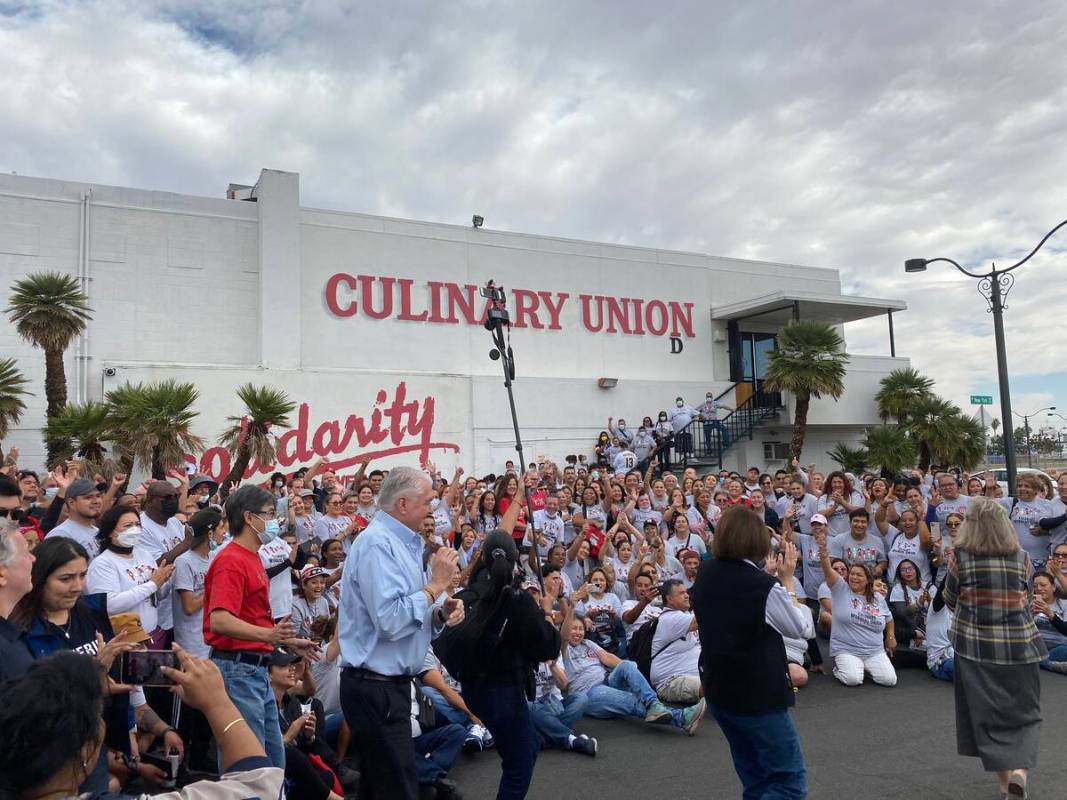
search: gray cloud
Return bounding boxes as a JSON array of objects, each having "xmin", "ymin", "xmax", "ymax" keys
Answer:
[{"xmin": 2, "ymin": 0, "xmax": 1066, "ymax": 415}]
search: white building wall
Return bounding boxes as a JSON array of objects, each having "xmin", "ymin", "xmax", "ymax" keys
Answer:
[{"xmin": 0, "ymin": 169, "xmax": 906, "ymax": 480}]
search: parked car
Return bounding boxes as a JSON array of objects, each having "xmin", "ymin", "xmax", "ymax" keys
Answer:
[{"xmin": 988, "ymin": 467, "xmax": 1054, "ymax": 495}]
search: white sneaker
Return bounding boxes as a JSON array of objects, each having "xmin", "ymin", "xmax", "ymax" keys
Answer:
[{"xmin": 464, "ymin": 724, "xmax": 487, "ymax": 752}]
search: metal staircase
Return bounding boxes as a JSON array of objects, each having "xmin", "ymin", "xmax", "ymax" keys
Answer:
[{"xmin": 675, "ymin": 384, "xmax": 782, "ymax": 471}]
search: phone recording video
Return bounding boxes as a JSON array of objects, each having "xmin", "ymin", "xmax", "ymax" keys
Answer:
[{"xmin": 120, "ymin": 650, "xmax": 180, "ymax": 687}]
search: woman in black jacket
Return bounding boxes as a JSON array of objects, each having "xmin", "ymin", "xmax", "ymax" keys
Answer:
[{"xmin": 456, "ymin": 531, "xmax": 560, "ymax": 800}]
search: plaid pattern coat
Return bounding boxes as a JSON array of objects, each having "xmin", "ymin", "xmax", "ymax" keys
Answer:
[{"xmin": 943, "ymin": 548, "xmax": 1046, "ymax": 665}]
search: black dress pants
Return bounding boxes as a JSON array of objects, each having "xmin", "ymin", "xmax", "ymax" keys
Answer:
[{"xmin": 340, "ymin": 669, "xmax": 418, "ymax": 800}]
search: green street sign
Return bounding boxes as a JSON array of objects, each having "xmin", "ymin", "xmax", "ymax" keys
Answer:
[{"xmin": 970, "ymin": 395, "xmax": 993, "ymax": 405}]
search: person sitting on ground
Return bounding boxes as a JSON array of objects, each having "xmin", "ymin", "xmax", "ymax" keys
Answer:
[
  {"xmin": 572, "ymin": 566, "xmax": 625, "ymax": 655},
  {"xmin": 649, "ymin": 579, "xmax": 703, "ymax": 705},
  {"xmin": 560, "ymin": 613, "xmax": 705, "ymax": 735},
  {"xmin": 925, "ymin": 574, "xmax": 956, "ymax": 682},
  {"xmin": 887, "ymin": 558, "xmax": 934, "ymax": 668},
  {"xmin": 268, "ymin": 648, "xmax": 352, "ymax": 800},
  {"xmin": 621, "ymin": 569, "xmax": 663, "ymax": 646},
  {"xmin": 816, "ymin": 527, "xmax": 897, "ymax": 687},
  {"xmin": 0, "ymin": 647, "xmax": 283, "ymax": 800},
  {"xmin": 522, "ymin": 583, "xmax": 597, "ymax": 758},
  {"xmin": 1029, "ymin": 572, "xmax": 1067, "ymax": 673}
]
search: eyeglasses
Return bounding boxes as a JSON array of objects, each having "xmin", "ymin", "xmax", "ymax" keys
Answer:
[
  {"xmin": 1054, "ymin": 553, "xmax": 1067, "ymax": 560},
  {"xmin": 945, "ymin": 522, "xmax": 961, "ymax": 528},
  {"xmin": 0, "ymin": 508, "xmax": 24, "ymax": 521}
]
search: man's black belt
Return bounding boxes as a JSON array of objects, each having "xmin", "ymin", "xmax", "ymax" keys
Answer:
[
  {"xmin": 344, "ymin": 666, "xmax": 413, "ymax": 684},
  {"xmin": 210, "ymin": 648, "xmax": 271, "ymax": 667}
]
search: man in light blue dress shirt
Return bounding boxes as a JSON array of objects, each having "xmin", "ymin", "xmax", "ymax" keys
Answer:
[{"xmin": 337, "ymin": 466, "xmax": 464, "ymax": 800}]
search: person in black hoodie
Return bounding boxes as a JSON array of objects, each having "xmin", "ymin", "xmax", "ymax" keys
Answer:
[
  {"xmin": 455, "ymin": 529, "xmax": 560, "ymax": 800},
  {"xmin": 690, "ymin": 506, "xmax": 814, "ymax": 800}
]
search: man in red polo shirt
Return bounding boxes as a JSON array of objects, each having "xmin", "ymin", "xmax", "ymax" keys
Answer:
[{"xmin": 204, "ymin": 484, "xmax": 313, "ymax": 768}]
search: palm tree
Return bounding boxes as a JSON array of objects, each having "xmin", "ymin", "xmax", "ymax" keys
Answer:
[
  {"xmin": 826, "ymin": 442, "xmax": 868, "ymax": 475},
  {"xmin": 43, "ymin": 401, "xmax": 113, "ymax": 470},
  {"xmin": 932, "ymin": 412, "xmax": 987, "ymax": 471},
  {"xmin": 764, "ymin": 320, "xmax": 849, "ymax": 461},
  {"xmin": 0, "ymin": 358, "xmax": 31, "ymax": 442},
  {"xmin": 218, "ymin": 384, "xmax": 296, "ymax": 494},
  {"xmin": 107, "ymin": 380, "xmax": 205, "ymax": 478},
  {"xmin": 862, "ymin": 424, "xmax": 917, "ymax": 476},
  {"xmin": 5, "ymin": 272, "xmax": 92, "ymax": 420},
  {"xmin": 906, "ymin": 395, "xmax": 959, "ymax": 471},
  {"xmin": 873, "ymin": 367, "xmax": 935, "ymax": 424}
]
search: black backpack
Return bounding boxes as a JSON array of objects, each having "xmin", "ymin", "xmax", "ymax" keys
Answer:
[
  {"xmin": 432, "ymin": 588, "xmax": 512, "ymax": 685},
  {"xmin": 629, "ymin": 614, "xmax": 688, "ymax": 681}
]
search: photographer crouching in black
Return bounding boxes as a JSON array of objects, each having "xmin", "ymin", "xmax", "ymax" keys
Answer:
[{"xmin": 436, "ymin": 477, "xmax": 560, "ymax": 800}]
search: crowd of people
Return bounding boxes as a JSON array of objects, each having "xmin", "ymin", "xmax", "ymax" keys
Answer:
[{"xmin": 1, "ymin": 414, "xmax": 1066, "ymax": 799}]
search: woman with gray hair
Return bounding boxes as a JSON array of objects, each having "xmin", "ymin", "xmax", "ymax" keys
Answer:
[
  {"xmin": 0, "ymin": 518, "xmax": 35, "ymax": 681},
  {"xmin": 944, "ymin": 496, "xmax": 1046, "ymax": 799}
]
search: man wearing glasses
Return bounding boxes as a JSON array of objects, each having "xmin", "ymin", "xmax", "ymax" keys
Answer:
[
  {"xmin": 203, "ymin": 484, "xmax": 316, "ymax": 768},
  {"xmin": 928, "ymin": 472, "xmax": 971, "ymax": 530}
]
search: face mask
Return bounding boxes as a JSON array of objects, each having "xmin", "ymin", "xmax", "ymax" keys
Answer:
[
  {"xmin": 197, "ymin": 497, "xmax": 210, "ymax": 509},
  {"xmin": 274, "ymin": 480, "xmax": 284, "ymax": 488},
  {"xmin": 706, "ymin": 395, "xmax": 713, "ymax": 401},
  {"xmin": 659, "ymin": 415, "xmax": 667, "ymax": 422},
  {"xmin": 209, "ymin": 537, "xmax": 222, "ymax": 554},
  {"xmin": 256, "ymin": 517, "xmax": 281, "ymax": 545},
  {"xmin": 160, "ymin": 496, "xmax": 179, "ymax": 517},
  {"xmin": 676, "ymin": 400, "xmax": 684, "ymax": 407},
  {"xmin": 45, "ymin": 487, "xmax": 59, "ymax": 498},
  {"xmin": 116, "ymin": 528, "xmax": 141, "ymax": 549},
  {"xmin": 638, "ymin": 428, "xmax": 646, "ymax": 435},
  {"xmin": 618, "ymin": 423, "xmax": 626, "ymax": 430}
]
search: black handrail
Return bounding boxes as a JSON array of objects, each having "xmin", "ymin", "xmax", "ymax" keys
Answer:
[{"xmin": 671, "ymin": 386, "xmax": 780, "ymax": 471}]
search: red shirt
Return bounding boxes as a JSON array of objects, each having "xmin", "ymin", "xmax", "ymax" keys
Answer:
[{"xmin": 203, "ymin": 540, "xmax": 273, "ymax": 653}]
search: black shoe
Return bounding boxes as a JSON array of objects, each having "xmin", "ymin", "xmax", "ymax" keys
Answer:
[
  {"xmin": 570, "ymin": 736, "xmax": 597, "ymax": 756},
  {"xmin": 433, "ymin": 777, "xmax": 464, "ymax": 800}
]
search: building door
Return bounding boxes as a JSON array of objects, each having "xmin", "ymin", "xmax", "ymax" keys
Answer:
[{"xmin": 738, "ymin": 332, "xmax": 780, "ymax": 409}]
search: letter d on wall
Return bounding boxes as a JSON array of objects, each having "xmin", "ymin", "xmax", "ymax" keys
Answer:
[{"xmin": 669, "ymin": 337, "xmax": 683, "ymax": 354}]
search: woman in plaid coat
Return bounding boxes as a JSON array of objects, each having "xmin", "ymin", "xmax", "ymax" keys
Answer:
[{"xmin": 944, "ymin": 497, "xmax": 1046, "ymax": 800}]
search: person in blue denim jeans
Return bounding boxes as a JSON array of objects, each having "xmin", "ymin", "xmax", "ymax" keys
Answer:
[
  {"xmin": 560, "ymin": 615, "xmax": 706, "ymax": 735},
  {"xmin": 203, "ymin": 485, "xmax": 317, "ymax": 769}
]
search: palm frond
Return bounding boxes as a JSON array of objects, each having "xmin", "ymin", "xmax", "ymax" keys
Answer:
[
  {"xmin": 0, "ymin": 358, "xmax": 32, "ymax": 439},
  {"xmin": 874, "ymin": 368, "xmax": 935, "ymax": 424},
  {"xmin": 43, "ymin": 400, "xmax": 113, "ymax": 468},
  {"xmin": 106, "ymin": 379, "xmax": 205, "ymax": 473},
  {"xmin": 764, "ymin": 321, "xmax": 848, "ymax": 400},
  {"xmin": 826, "ymin": 442, "xmax": 868, "ymax": 475},
  {"xmin": 5, "ymin": 271, "xmax": 92, "ymax": 352},
  {"xmin": 862, "ymin": 424, "xmax": 917, "ymax": 475}
]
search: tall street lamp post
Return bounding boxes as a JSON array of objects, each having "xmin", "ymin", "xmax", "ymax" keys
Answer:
[{"xmin": 905, "ymin": 219, "xmax": 1067, "ymax": 491}]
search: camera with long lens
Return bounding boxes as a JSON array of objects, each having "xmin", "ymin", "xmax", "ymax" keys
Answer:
[{"xmin": 481, "ymin": 280, "xmax": 510, "ymax": 330}]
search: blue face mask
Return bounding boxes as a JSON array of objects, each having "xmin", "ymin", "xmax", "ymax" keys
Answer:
[
  {"xmin": 209, "ymin": 538, "xmax": 221, "ymax": 553},
  {"xmin": 257, "ymin": 518, "xmax": 281, "ymax": 545}
]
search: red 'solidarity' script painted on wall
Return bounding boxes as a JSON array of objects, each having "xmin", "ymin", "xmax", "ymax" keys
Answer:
[
  {"xmin": 192, "ymin": 382, "xmax": 460, "ymax": 481},
  {"xmin": 324, "ymin": 274, "xmax": 696, "ymax": 338}
]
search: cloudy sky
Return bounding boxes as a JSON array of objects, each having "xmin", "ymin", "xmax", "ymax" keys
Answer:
[{"xmin": 3, "ymin": 0, "xmax": 1066, "ymax": 434}]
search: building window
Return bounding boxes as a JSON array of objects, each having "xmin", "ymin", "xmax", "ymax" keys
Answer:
[{"xmin": 763, "ymin": 442, "xmax": 791, "ymax": 460}]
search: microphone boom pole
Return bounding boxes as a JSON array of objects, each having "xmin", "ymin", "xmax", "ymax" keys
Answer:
[{"xmin": 482, "ymin": 281, "xmax": 543, "ymax": 587}]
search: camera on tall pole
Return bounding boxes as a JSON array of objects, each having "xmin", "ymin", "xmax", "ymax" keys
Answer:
[{"xmin": 481, "ymin": 280, "xmax": 542, "ymax": 585}]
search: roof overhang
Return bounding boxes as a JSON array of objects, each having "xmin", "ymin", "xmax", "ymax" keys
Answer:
[{"xmin": 710, "ymin": 291, "xmax": 907, "ymax": 326}]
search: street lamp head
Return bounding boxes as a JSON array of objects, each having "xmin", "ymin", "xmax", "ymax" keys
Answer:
[{"xmin": 904, "ymin": 258, "xmax": 928, "ymax": 273}]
